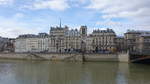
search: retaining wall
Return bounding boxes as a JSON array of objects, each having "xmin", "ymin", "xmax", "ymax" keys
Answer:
[{"xmin": 0, "ymin": 53, "xmax": 129, "ymax": 62}]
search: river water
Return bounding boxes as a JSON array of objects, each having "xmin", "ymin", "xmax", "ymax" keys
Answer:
[{"xmin": 0, "ymin": 60, "xmax": 149, "ymax": 84}]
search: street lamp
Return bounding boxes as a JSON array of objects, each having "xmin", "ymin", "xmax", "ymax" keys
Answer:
[
  {"xmin": 56, "ymin": 43, "xmax": 58, "ymax": 53},
  {"xmin": 81, "ymin": 40, "xmax": 86, "ymax": 62}
]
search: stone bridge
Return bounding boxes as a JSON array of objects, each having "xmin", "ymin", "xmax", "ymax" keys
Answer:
[{"xmin": 130, "ymin": 54, "xmax": 150, "ymax": 63}]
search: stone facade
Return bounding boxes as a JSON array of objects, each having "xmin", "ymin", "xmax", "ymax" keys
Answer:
[
  {"xmin": 15, "ymin": 34, "xmax": 49, "ymax": 53},
  {"xmin": 136, "ymin": 34, "xmax": 150, "ymax": 54},
  {"xmin": 14, "ymin": 25, "xmax": 150, "ymax": 54},
  {"xmin": 114, "ymin": 37, "xmax": 126, "ymax": 52},
  {"xmin": 124, "ymin": 30, "xmax": 150, "ymax": 53},
  {"xmin": 89, "ymin": 28, "xmax": 116, "ymax": 53},
  {"xmin": 15, "ymin": 26, "xmax": 117, "ymax": 53},
  {"xmin": 124, "ymin": 30, "xmax": 141, "ymax": 52}
]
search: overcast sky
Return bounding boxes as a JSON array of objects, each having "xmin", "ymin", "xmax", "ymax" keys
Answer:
[{"xmin": 0, "ymin": 0, "xmax": 150, "ymax": 37}]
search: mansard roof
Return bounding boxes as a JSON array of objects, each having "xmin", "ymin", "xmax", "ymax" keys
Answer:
[
  {"xmin": 125, "ymin": 30, "xmax": 150, "ymax": 34},
  {"xmin": 92, "ymin": 28, "xmax": 115, "ymax": 33},
  {"xmin": 17, "ymin": 33, "xmax": 49, "ymax": 38},
  {"xmin": 50, "ymin": 25, "xmax": 69, "ymax": 31},
  {"xmin": 140, "ymin": 34, "xmax": 150, "ymax": 37}
]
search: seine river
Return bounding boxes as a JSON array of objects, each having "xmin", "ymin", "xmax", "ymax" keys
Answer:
[{"xmin": 0, "ymin": 60, "xmax": 150, "ymax": 84}]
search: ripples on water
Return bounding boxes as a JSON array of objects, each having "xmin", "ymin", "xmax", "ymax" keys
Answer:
[{"xmin": 0, "ymin": 60, "xmax": 149, "ymax": 84}]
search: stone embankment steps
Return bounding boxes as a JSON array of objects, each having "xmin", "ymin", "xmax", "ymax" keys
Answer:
[
  {"xmin": 63, "ymin": 54, "xmax": 78, "ymax": 61},
  {"xmin": 27, "ymin": 53, "xmax": 48, "ymax": 60}
]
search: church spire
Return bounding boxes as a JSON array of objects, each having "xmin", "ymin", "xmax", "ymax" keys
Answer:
[{"xmin": 59, "ymin": 18, "xmax": 62, "ymax": 28}]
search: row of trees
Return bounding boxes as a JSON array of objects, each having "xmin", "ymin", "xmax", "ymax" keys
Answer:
[{"xmin": 0, "ymin": 39, "xmax": 14, "ymax": 52}]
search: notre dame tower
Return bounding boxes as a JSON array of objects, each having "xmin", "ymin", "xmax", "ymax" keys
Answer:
[{"xmin": 80, "ymin": 26, "xmax": 87, "ymax": 37}]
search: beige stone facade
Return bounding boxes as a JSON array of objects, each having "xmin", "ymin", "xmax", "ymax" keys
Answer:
[
  {"xmin": 124, "ymin": 30, "xmax": 141, "ymax": 52},
  {"xmin": 15, "ymin": 25, "xmax": 150, "ymax": 54},
  {"xmin": 136, "ymin": 35, "xmax": 150, "ymax": 53},
  {"xmin": 114, "ymin": 37, "xmax": 126, "ymax": 52},
  {"xmin": 124, "ymin": 30, "xmax": 150, "ymax": 53},
  {"xmin": 15, "ymin": 26, "xmax": 118, "ymax": 53},
  {"xmin": 89, "ymin": 29, "xmax": 116, "ymax": 53},
  {"xmin": 15, "ymin": 33, "xmax": 49, "ymax": 53}
]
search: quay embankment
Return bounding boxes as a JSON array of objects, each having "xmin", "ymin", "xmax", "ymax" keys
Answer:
[{"xmin": 0, "ymin": 53, "xmax": 129, "ymax": 62}]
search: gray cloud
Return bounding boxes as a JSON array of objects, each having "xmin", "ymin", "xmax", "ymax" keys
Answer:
[
  {"xmin": 87, "ymin": 0, "xmax": 150, "ymax": 24},
  {"xmin": 22, "ymin": 0, "xmax": 69, "ymax": 11},
  {"xmin": 0, "ymin": 14, "xmax": 42, "ymax": 38}
]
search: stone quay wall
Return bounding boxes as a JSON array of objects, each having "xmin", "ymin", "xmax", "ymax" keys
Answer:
[{"xmin": 0, "ymin": 53, "xmax": 129, "ymax": 62}]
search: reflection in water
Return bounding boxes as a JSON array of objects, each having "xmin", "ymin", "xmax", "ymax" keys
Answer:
[
  {"xmin": 116, "ymin": 63, "xmax": 129, "ymax": 84},
  {"xmin": 128, "ymin": 64, "xmax": 150, "ymax": 84},
  {"xmin": 0, "ymin": 60, "xmax": 149, "ymax": 84}
]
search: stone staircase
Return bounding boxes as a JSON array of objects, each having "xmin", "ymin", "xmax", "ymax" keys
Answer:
[
  {"xmin": 27, "ymin": 53, "xmax": 48, "ymax": 60},
  {"xmin": 64, "ymin": 54, "xmax": 82, "ymax": 62},
  {"xmin": 63, "ymin": 54, "xmax": 77, "ymax": 62}
]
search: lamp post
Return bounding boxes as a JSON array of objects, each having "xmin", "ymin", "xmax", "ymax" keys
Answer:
[
  {"xmin": 81, "ymin": 40, "xmax": 86, "ymax": 62},
  {"xmin": 56, "ymin": 43, "xmax": 58, "ymax": 53}
]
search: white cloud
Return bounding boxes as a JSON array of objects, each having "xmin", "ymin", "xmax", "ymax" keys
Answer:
[
  {"xmin": 68, "ymin": 0, "xmax": 87, "ymax": 7},
  {"xmin": 13, "ymin": 13, "xmax": 25, "ymax": 19},
  {"xmin": 96, "ymin": 20, "xmax": 150, "ymax": 36},
  {"xmin": 0, "ymin": 13, "xmax": 42, "ymax": 38},
  {"xmin": 24, "ymin": 0, "xmax": 69, "ymax": 11},
  {"xmin": 78, "ymin": 0, "xmax": 86, "ymax": 4},
  {"xmin": 87, "ymin": 0, "xmax": 150, "ymax": 25},
  {"xmin": 0, "ymin": 0, "xmax": 14, "ymax": 5}
]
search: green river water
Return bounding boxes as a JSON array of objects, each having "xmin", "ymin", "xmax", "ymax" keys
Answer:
[{"xmin": 0, "ymin": 60, "xmax": 149, "ymax": 84}]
